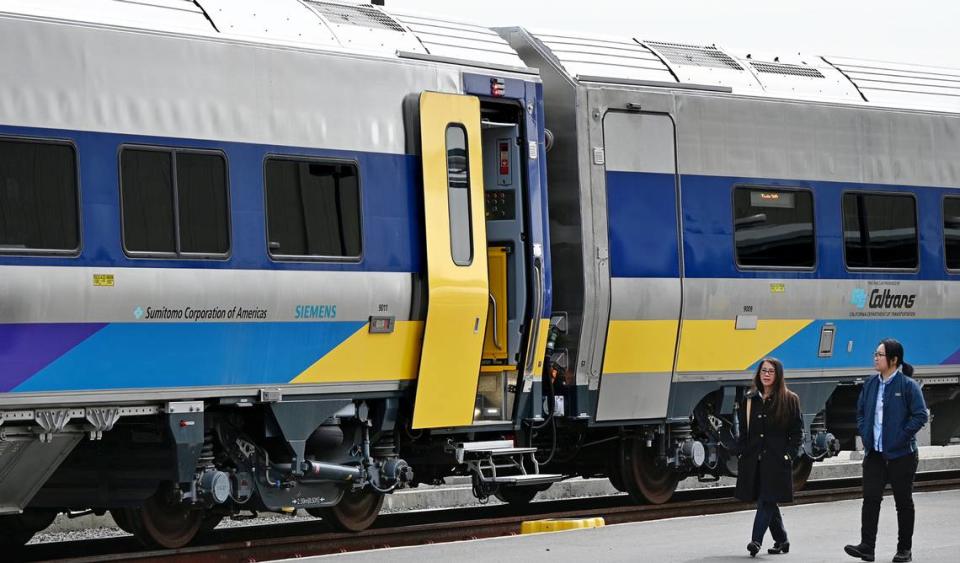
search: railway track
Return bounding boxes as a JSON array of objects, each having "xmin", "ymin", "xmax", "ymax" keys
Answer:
[{"xmin": 20, "ymin": 470, "xmax": 960, "ymax": 563}]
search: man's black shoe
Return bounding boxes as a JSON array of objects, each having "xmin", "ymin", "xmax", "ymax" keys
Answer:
[
  {"xmin": 844, "ymin": 543, "xmax": 875, "ymax": 561},
  {"xmin": 892, "ymin": 550, "xmax": 912, "ymax": 562},
  {"xmin": 747, "ymin": 541, "xmax": 761, "ymax": 558}
]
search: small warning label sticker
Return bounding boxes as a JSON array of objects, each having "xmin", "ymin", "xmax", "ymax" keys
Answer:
[{"xmin": 93, "ymin": 274, "xmax": 115, "ymax": 287}]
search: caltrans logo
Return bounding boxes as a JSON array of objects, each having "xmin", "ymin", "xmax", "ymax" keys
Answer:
[{"xmin": 850, "ymin": 289, "xmax": 867, "ymax": 309}]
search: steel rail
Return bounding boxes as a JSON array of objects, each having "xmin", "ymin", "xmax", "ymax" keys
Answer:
[{"xmin": 22, "ymin": 470, "xmax": 960, "ymax": 563}]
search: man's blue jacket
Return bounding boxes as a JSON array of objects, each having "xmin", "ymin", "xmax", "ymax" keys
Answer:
[{"xmin": 857, "ymin": 371, "xmax": 928, "ymax": 460}]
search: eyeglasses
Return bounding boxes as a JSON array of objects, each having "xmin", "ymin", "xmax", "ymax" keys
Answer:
[
  {"xmin": 759, "ymin": 368, "xmax": 776, "ymax": 374},
  {"xmin": 873, "ymin": 352, "xmax": 886, "ymax": 358}
]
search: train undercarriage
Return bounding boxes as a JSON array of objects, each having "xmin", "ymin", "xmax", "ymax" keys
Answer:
[{"xmin": 1, "ymin": 375, "xmax": 957, "ymax": 550}]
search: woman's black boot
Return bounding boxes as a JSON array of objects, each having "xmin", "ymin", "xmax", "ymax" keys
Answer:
[
  {"xmin": 747, "ymin": 541, "xmax": 761, "ymax": 557},
  {"xmin": 768, "ymin": 541, "xmax": 790, "ymax": 554}
]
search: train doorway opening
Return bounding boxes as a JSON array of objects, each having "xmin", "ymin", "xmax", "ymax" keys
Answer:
[{"xmin": 473, "ymin": 100, "xmax": 530, "ymax": 425}]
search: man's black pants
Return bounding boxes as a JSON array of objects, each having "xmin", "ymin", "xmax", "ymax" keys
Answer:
[{"xmin": 860, "ymin": 449, "xmax": 919, "ymax": 552}]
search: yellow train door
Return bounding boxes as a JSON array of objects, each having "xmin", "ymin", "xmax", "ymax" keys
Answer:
[{"xmin": 412, "ymin": 92, "xmax": 489, "ymax": 429}]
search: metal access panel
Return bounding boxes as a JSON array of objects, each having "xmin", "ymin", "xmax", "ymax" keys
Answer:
[
  {"xmin": 596, "ymin": 111, "xmax": 681, "ymax": 421},
  {"xmin": 412, "ymin": 92, "xmax": 489, "ymax": 429}
]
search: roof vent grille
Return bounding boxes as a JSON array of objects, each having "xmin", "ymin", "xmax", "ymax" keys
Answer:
[
  {"xmin": 645, "ymin": 41, "xmax": 743, "ymax": 71},
  {"xmin": 305, "ymin": 1, "xmax": 406, "ymax": 32},
  {"xmin": 750, "ymin": 61, "xmax": 825, "ymax": 78}
]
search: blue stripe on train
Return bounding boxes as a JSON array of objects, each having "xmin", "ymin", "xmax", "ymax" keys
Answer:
[
  {"xmin": 606, "ymin": 171, "xmax": 960, "ymax": 281},
  {"xmin": 754, "ymin": 319, "xmax": 960, "ymax": 372},
  {"xmin": 606, "ymin": 170, "xmax": 680, "ymax": 278},
  {"xmin": 0, "ymin": 124, "xmax": 423, "ymax": 273},
  {"xmin": 680, "ymin": 173, "xmax": 960, "ymax": 281},
  {"xmin": 12, "ymin": 321, "xmax": 365, "ymax": 392}
]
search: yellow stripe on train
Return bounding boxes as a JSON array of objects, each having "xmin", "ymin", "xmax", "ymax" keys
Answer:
[
  {"xmin": 602, "ymin": 319, "xmax": 813, "ymax": 374},
  {"xmin": 292, "ymin": 321, "xmax": 424, "ymax": 383},
  {"xmin": 676, "ymin": 319, "xmax": 813, "ymax": 372},
  {"xmin": 603, "ymin": 320, "xmax": 680, "ymax": 373}
]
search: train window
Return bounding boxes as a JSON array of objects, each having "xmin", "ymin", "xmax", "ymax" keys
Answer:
[
  {"xmin": 843, "ymin": 192, "xmax": 918, "ymax": 269},
  {"xmin": 264, "ymin": 158, "xmax": 361, "ymax": 259},
  {"xmin": 0, "ymin": 138, "xmax": 79, "ymax": 253},
  {"xmin": 178, "ymin": 153, "xmax": 229, "ymax": 254},
  {"xmin": 121, "ymin": 148, "xmax": 229, "ymax": 256},
  {"xmin": 446, "ymin": 124, "xmax": 473, "ymax": 266},
  {"xmin": 945, "ymin": 197, "xmax": 960, "ymax": 271},
  {"xmin": 733, "ymin": 187, "xmax": 815, "ymax": 268}
]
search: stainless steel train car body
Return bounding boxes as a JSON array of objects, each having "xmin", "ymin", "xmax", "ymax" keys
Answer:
[
  {"xmin": 501, "ymin": 27, "xmax": 960, "ymax": 493},
  {"xmin": 0, "ymin": 1, "xmax": 555, "ymax": 545},
  {"xmin": 0, "ymin": 1, "xmax": 548, "ymax": 408}
]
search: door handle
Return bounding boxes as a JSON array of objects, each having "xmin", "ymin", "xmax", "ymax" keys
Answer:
[
  {"xmin": 524, "ymin": 258, "xmax": 544, "ymax": 374},
  {"xmin": 488, "ymin": 292, "xmax": 502, "ymax": 349}
]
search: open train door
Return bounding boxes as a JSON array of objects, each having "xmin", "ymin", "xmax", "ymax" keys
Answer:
[{"xmin": 412, "ymin": 92, "xmax": 489, "ymax": 429}]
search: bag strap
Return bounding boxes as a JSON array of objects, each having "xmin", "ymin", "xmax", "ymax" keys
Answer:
[{"xmin": 746, "ymin": 394, "xmax": 752, "ymax": 432}]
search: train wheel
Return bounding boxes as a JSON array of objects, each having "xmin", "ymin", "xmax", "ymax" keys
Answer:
[
  {"xmin": 792, "ymin": 456, "xmax": 814, "ymax": 491},
  {"xmin": 124, "ymin": 489, "xmax": 204, "ymax": 549},
  {"xmin": 494, "ymin": 484, "xmax": 549, "ymax": 505},
  {"xmin": 197, "ymin": 512, "xmax": 223, "ymax": 536},
  {"xmin": 308, "ymin": 488, "xmax": 384, "ymax": 533},
  {"xmin": 0, "ymin": 510, "xmax": 56, "ymax": 549},
  {"xmin": 619, "ymin": 437, "xmax": 679, "ymax": 504},
  {"xmin": 0, "ymin": 517, "xmax": 36, "ymax": 550},
  {"xmin": 608, "ymin": 466, "xmax": 627, "ymax": 493},
  {"xmin": 110, "ymin": 508, "xmax": 135, "ymax": 534}
]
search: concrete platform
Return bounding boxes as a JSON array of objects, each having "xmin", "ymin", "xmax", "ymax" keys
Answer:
[
  {"xmin": 305, "ymin": 489, "xmax": 960, "ymax": 562},
  {"xmin": 37, "ymin": 445, "xmax": 960, "ymax": 538}
]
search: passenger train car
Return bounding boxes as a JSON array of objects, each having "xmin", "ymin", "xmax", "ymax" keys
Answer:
[
  {"xmin": 0, "ymin": 0, "xmax": 555, "ymax": 548},
  {"xmin": 0, "ymin": 0, "xmax": 958, "ymax": 550},
  {"xmin": 498, "ymin": 28, "xmax": 960, "ymax": 500}
]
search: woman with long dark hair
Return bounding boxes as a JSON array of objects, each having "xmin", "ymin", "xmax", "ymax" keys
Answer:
[{"xmin": 735, "ymin": 357, "xmax": 803, "ymax": 557}]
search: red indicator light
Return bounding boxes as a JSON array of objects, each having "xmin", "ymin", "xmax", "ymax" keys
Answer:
[
  {"xmin": 491, "ymin": 78, "xmax": 505, "ymax": 97},
  {"xmin": 499, "ymin": 142, "xmax": 510, "ymax": 175}
]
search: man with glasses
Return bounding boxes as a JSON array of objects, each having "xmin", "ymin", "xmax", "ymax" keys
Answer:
[{"xmin": 845, "ymin": 339, "xmax": 928, "ymax": 563}]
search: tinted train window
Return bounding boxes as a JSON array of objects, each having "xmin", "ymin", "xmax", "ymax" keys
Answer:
[
  {"xmin": 0, "ymin": 139, "xmax": 79, "ymax": 253},
  {"xmin": 121, "ymin": 148, "xmax": 229, "ymax": 256},
  {"xmin": 264, "ymin": 159, "xmax": 361, "ymax": 259},
  {"xmin": 733, "ymin": 187, "xmax": 815, "ymax": 268},
  {"xmin": 843, "ymin": 193, "xmax": 918, "ymax": 269},
  {"xmin": 946, "ymin": 197, "xmax": 960, "ymax": 270},
  {"xmin": 446, "ymin": 125, "xmax": 473, "ymax": 266}
]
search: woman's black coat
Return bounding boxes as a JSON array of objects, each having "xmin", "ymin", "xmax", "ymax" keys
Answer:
[{"xmin": 734, "ymin": 390, "xmax": 803, "ymax": 503}]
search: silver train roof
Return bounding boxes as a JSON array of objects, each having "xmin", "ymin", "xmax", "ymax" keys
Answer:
[
  {"xmin": 0, "ymin": 1, "xmax": 956, "ymax": 114},
  {"xmin": 0, "ymin": 0, "xmax": 529, "ymax": 70},
  {"xmin": 501, "ymin": 27, "xmax": 960, "ymax": 114}
]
